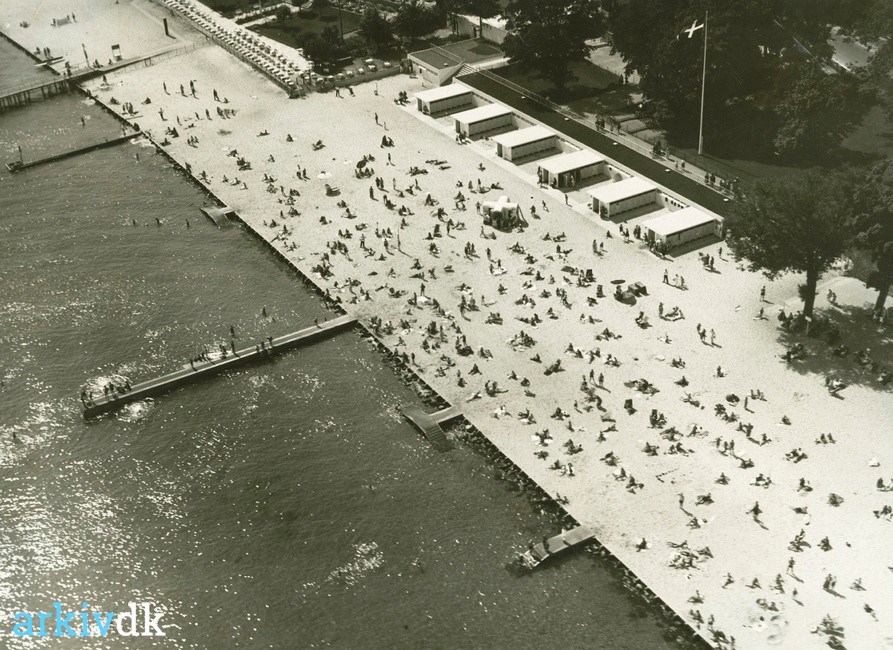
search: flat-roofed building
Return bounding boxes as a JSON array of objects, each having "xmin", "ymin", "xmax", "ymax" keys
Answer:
[
  {"xmin": 641, "ymin": 207, "xmax": 723, "ymax": 248},
  {"xmin": 587, "ymin": 176, "xmax": 658, "ymax": 218},
  {"xmin": 537, "ymin": 150, "xmax": 606, "ymax": 188},
  {"xmin": 452, "ymin": 104, "xmax": 514, "ymax": 138},
  {"xmin": 415, "ymin": 84, "xmax": 474, "ymax": 116},
  {"xmin": 491, "ymin": 125, "xmax": 557, "ymax": 162}
]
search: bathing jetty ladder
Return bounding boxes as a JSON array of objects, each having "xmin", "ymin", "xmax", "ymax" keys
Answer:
[
  {"xmin": 82, "ymin": 314, "xmax": 357, "ymax": 418},
  {"xmin": 400, "ymin": 404, "xmax": 461, "ymax": 451},
  {"xmin": 519, "ymin": 525, "xmax": 596, "ymax": 569},
  {"xmin": 6, "ymin": 133, "xmax": 141, "ymax": 173}
]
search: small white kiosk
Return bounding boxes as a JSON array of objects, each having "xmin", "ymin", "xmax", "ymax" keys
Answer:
[
  {"xmin": 453, "ymin": 104, "xmax": 514, "ymax": 138},
  {"xmin": 587, "ymin": 177, "xmax": 658, "ymax": 218},
  {"xmin": 641, "ymin": 207, "xmax": 723, "ymax": 248},
  {"xmin": 481, "ymin": 195, "xmax": 524, "ymax": 231},
  {"xmin": 415, "ymin": 85, "xmax": 474, "ymax": 116},
  {"xmin": 492, "ymin": 125, "xmax": 557, "ymax": 162},
  {"xmin": 537, "ymin": 150, "xmax": 606, "ymax": 188}
]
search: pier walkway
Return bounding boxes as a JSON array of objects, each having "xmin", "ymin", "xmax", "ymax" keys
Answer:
[
  {"xmin": 0, "ymin": 70, "xmax": 95, "ymax": 111},
  {"xmin": 400, "ymin": 404, "xmax": 462, "ymax": 451},
  {"xmin": 82, "ymin": 314, "xmax": 357, "ymax": 417},
  {"xmin": 6, "ymin": 133, "xmax": 141, "ymax": 172}
]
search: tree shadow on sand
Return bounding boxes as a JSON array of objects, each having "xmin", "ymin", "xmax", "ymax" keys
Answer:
[{"xmin": 775, "ymin": 304, "xmax": 892, "ymax": 391}]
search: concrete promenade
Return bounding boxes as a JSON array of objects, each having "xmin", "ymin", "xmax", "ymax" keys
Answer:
[{"xmin": 5, "ymin": 5, "xmax": 891, "ymax": 649}]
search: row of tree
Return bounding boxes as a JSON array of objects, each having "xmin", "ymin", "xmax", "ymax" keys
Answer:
[
  {"xmin": 607, "ymin": 0, "xmax": 892, "ymax": 157},
  {"xmin": 727, "ymin": 161, "xmax": 893, "ymax": 317}
]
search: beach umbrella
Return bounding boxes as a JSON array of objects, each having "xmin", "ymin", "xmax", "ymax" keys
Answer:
[{"xmin": 317, "ymin": 171, "xmax": 332, "ymax": 180}]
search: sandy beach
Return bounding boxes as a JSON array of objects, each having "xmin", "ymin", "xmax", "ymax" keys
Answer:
[{"xmin": 4, "ymin": 3, "xmax": 892, "ymax": 648}]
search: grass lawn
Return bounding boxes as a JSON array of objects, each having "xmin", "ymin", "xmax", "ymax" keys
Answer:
[
  {"xmin": 254, "ymin": 7, "xmax": 363, "ymax": 47},
  {"xmin": 495, "ymin": 60, "xmax": 634, "ymax": 115}
]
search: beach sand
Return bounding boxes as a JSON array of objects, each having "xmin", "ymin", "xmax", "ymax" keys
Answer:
[{"xmin": 5, "ymin": 5, "xmax": 892, "ymax": 648}]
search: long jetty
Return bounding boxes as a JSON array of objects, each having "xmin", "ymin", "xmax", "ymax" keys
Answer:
[
  {"xmin": 82, "ymin": 314, "xmax": 357, "ymax": 417},
  {"xmin": 7, "ymin": 133, "xmax": 141, "ymax": 172}
]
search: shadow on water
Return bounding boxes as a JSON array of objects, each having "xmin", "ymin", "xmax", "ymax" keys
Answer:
[{"xmin": 775, "ymin": 303, "xmax": 892, "ymax": 390}]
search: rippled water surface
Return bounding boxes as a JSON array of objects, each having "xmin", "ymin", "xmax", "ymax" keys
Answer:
[{"xmin": 0, "ymin": 65, "xmax": 685, "ymax": 649}]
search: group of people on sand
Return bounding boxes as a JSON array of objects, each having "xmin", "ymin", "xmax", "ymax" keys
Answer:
[{"xmin": 110, "ymin": 74, "xmax": 885, "ymax": 645}]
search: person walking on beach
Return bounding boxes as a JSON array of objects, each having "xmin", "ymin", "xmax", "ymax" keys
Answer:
[{"xmin": 747, "ymin": 501, "xmax": 762, "ymax": 520}]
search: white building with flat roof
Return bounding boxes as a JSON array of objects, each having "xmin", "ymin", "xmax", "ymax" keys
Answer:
[
  {"xmin": 537, "ymin": 150, "xmax": 606, "ymax": 188},
  {"xmin": 587, "ymin": 176, "xmax": 658, "ymax": 218},
  {"xmin": 452, "ymin": 104, "xmax": 514, "ymax": 138},
  {"xmin": 641, "ymin": 207, "xmax": 723, "ymax": 248},
  {"xmin": 491, "ymin": 125, "xmax": 557, "ymax": 162},
  {"xmin": 415, "ymin": 84, "xmax": 474, "ymax": 116}
]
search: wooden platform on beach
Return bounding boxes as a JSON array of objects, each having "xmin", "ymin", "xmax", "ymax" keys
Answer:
[
  {"xmin": 401, "ymin": 404, "xmax": 462, "ymax": 451},
  {"xmin": 82, "ymin": 314, "xmax": 357, "ymax": 417},
  {"xmin": 519, "ymin": 525, "xmax": 596, "ymax": 569},
  {"xmin": 6, "ymin": 133, "xmax": 140, "ymax": 172}
]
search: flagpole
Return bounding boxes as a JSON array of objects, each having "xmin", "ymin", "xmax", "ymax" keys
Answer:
[{"xmin": 698, "ymin": 10, "xmax": 707, "ymax": 155}]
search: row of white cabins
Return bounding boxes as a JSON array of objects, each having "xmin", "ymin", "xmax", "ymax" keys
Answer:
[{"xmin": 415, "ymin": 83, "xmax": 724, "ymax": 251}]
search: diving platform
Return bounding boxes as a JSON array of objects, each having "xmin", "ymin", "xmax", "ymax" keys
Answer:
[
  {"xmin": 6, "ymin": 133, "xmax": 141, "ymax": 172},
  {"xmin": 81, "ymin": 314, "xmax": 357, "ymax": 418},
  {"xmin": 400, "ymin": 404, "xmax": 462, "ymax": 451},
  {"xmin": 519, "ymin": 525, "xmax": 596, "ymax": 569}
]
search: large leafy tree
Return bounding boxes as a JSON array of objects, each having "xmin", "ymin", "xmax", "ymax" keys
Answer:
[
  {"xmin": 852, "ymin": 0, "xmax": 893, "ymax": 122},
  {"xmin": 772, "ymin": 63, "xmax": 871, "ymax": 156},
  {"xmin": 607, "ymin": 0, "xmax": 870, "ymax": 153},
  {"xmin": 851, "ymin": 161, "xmax": 893, "ymax": 313},
  {"xmin": 502, "ymin": 0, "xmax": 603, "ymax": 91},
  {"xmin": 609, "ymin": 0, "xmax": 780, "ymax": 132},
  {"xmin": 462, "ymin": 0, "xmax": 501, "ymax": 36},
  {"xmin": 726, "ymin": 170, "xmax": 853, "ymax": 317},
  {"xmin": 393, "ymin": 0, "xmax": 443, "ymax": 43},
  {"xmin": 359, "ymin": 7, "xmax": 393, "ymax": 50}
]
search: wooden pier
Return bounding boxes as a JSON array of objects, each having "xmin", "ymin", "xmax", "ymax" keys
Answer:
[
  {"xmin": 6, "ymin": 133, "xmax": 141, "ymax": 173},
  {"xmin": 0, "ymin": 70, "xmax": 95, "ymax": 112},
  {"xmin": 519, "ymin": 525, "xmax": 596, "ymax": 569},
  {"xmin": 400, "ymin": 404, "xmax": 462, "ymax": 451},
  {"xmin": 82, "ymin": 314, "xmax": 357, "ymax": 418}
]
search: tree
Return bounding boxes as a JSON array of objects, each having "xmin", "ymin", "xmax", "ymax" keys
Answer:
[
  {"xmin": 726, "ymin": 170, "xmax": 853, "ymax": 317},
  {"xmin": 359, "ymin": 7, "xmax": 393, "ymax": 50},
  {"xmin": 461, "ymin": 0, "xmax": 501, "ymax": 37},
  {"xmin": 393, "ymin": 0, "xmax": 442, "ymax": 43},
  {"xmin": 296, "ymin": 31, "xmax": 344, "ymax": 65},
  {"xmin": 852, "ymin": 0, "xmax": 893, "ymax": 124},
  {"xmin": 275, "ymin": 4, "xmax": 291, "ymax": 22},
  {"xmin": 772, "ymin": 63, "xmax": 870, "ymax": 156},
  {"xmin": 502, "ymin": 0, "xmax": 603, "ymax": 91},
  {"xmin": 851, "ymin": 161, "xmax": 893, "ymax": 313},
  {"xmin": 321, "ymin": 24, "xmax": 341, "ymax": 45},
  {"xmin": 607, "ymin": 0, "xmax": 870, "ymax": 152}
]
